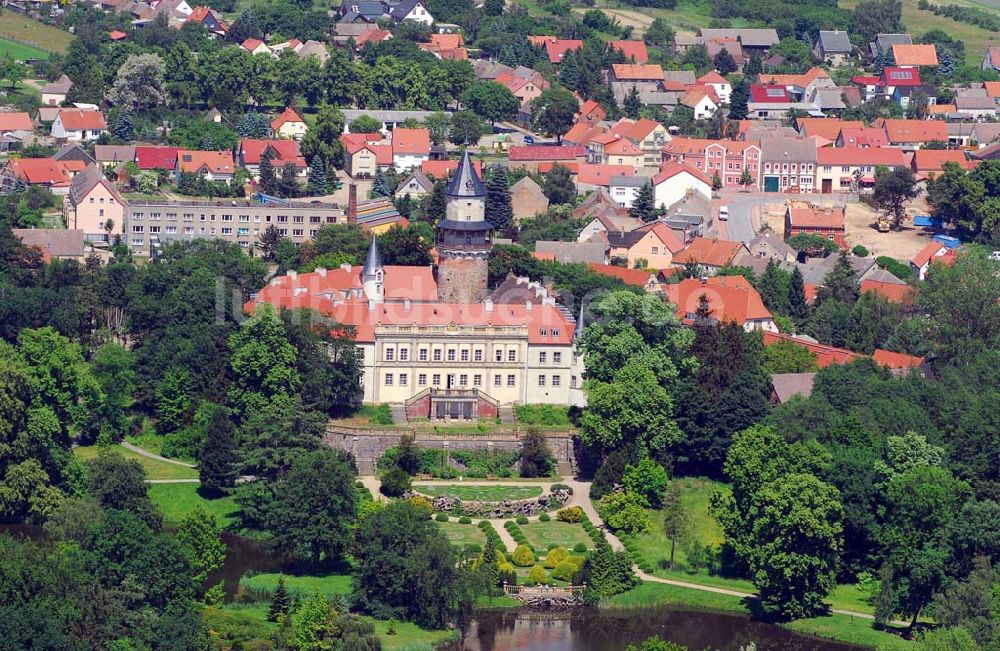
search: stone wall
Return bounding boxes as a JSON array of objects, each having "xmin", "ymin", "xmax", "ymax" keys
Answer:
[
  {"xmin": 324, "ymin": 427, "xmax": 576, "ymax": 476},
  {"xmin": 436, "ymin": 256, "xmax": 489, "ymax": 303}
]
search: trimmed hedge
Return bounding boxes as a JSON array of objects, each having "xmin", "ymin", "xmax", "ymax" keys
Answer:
[
  {"xmin": 538, "ymin": 513, "xmax": 551, "ymax": 522},
  {"xmin": 512, "ymin": 544, "xmax": 536, "ymax": 567},
  {"xmin": 528, "ymin": 565, "xmax": 548, "ymax": 585},
  {"xmin": 516, "ymin": 515, "xmax": 528, "ymax": 525},
  {"xmin": 573, "ymin": 542, "xmax": 588, "ymax": 553},
  {"xmin": 552, "ymin": 560, "xmax": 578, "ymax": 581},
  {"xmin": 458, "ymin": 516, "xmax": 472, "ymax": 524},
  {"xmin": 544, "ymin": 547, "xmax": 570, "ymax": 569},
  {"xmin": 557, "ymin": 506, "xmax": 583, "ymax": 523},
  {"xmin": 435, "ymin": 513, "xmax": 449, "ymax": 522}
]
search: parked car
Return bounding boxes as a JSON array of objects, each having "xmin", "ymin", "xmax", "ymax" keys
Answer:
[{"xmin": 719, "ymin": 205, "xmax": 729, "ymax": 221}]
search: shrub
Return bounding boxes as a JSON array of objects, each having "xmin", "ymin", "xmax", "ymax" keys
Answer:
[
  {"xmin": 498, "ymin": 562, "xmax": 517, "ymax": 586},
  {"xmin": 528, "ymin": 565, "xmax": 548, "ymax": 585},
  {"xmin": 568, "ymin": 555, "xmax": 586, "ymax": 569},
  {"xmin": 369, "ymin": 403, "xmax": 393, "ymax": 425},
  {"xmin": 876, "ymin": 256, "xmax": 912, "ymax": 280},
  {"xmin": 547, "ymin": 543, "xmax": 558, "ymax": 551},
  {"xmin": 596, "ymin": 491, "xmax": 652, "ymax": 534},
  {"xmin": 435, "ymin": 513, "xmax": 449, "ymax": 522},
  {"xmin": 512, "ymin": 544, "xmax": 536, "ymax": 567},
  {"xmin": 380, "ymin": 465, "xmax": 412, "ymax": 497},
  {"xmin": 544, "ymin": 547, "xmax": 569, "ymax": 569},
  {"xmin": 516, "ymin": 515, "xmax": 528, "ymax": 525},
  {"xmin": 514, "ymin": 404, "xmax": 571, "ymax": 426},
  {"xmin": 552, "ymin": 560, "xmax": 578, "ymax": 581},
  {"xmin": 852, "ymin": 244, "xmax": 869, "ymax": 257},
  {"xmin": 573, "ymin": 542, "xmax": 588, "ymax": 553},
  {"xmin": 550, "ymin": 483, "xmax": 572, "ymax": 495},
  {"xmin": 557, "ymin": 506, "xmax": 583, "ymax": 523},
  {"xmin": 458, "ymin": 516, "xmax": 472, "ymax": 524},
  {"xmin": 539, "ymin": 512, "xmax": 551, "ymax": 522},
  {"xmin": 408, "ymin": 495, "xmax": 433, "ymax": 515},
  {"xmin": 465, "ymin": 543, "xmax": 482, "ymax": 555}
]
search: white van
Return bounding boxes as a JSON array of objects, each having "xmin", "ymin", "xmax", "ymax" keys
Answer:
[{"xmin": 719, "ymin": 205, "xmax": 729, "ymax": 221}]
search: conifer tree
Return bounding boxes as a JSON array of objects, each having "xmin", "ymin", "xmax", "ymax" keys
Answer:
[
  {"xmin": 629, "ymin": 181, "xmax": 657, "ymax": 222},
  {"xmin": 307, "ymin": 156, "xmax": 328, "ymax": 196},
  {"xmin": 713, "ymin": 48, "xmax": 737, "ymax": 76},
  {"xmin": 729, "ymin": 77, "xmax": 750, "ymax": 120},
  {"xmin": 815, "ymin": 251, "xmax": 859, "ymax": 306},
  {"xmin": 623, "ymin": 85, "xmax": 642, "ymax": 119},
  {"xmin": 484, "ymin": 165, "xmax": 513, "ymax": 230},
  {"xmin": 199, "ymin": 406, "xmax": 239, "ymax": 495},
  {"xmin": 259, "ymin": 150, "xmax": 278, "ymax": 196},
  {"xmin": 371, "ymin": 168, "xmax": 393, "ymax": 198},
  {"xmin": 423, "ymin": 179, "xmax": 447, "ymax": 222},
  {"xmin": 113, "ymin": 110, "xmax": 134, "ymax": 140},
  {"xmin": 788, "ymin": 265, "xmax": 809, "ymax": 324},
  {"xmin": 268, "ymin": 576, "xmax": 293, "ymax": 622},
  {"xmin": 479, "ymin": 541, "xmax": 500, "ymax": 596}
]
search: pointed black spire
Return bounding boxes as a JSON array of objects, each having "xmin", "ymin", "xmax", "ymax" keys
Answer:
[
  {"xmin": 446, "ymin": 150, "xmax": 485, "ymax": 199},
  {"xmin": 362, "ymin": 236, "xmax": 382, "ymax": 276}
]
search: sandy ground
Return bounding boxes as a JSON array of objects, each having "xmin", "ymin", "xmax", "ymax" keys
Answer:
[{"xmin": 761, "ymin": 198, "xmax": 935, "ymax": 262}]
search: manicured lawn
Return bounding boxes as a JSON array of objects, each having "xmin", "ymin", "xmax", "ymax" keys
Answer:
[
  {"xmin": 147, "ymin": 483, "xmax": 238, "ymax": 526},
  {"xmin": 606, "ymin": 582, "xmax": 914, "ymax": 651},
  {"xmin": 436, "ymin": 520, "xmax": 487, "ymax": 547},
  {"xmin": 73, "ymin": 444, "xmax": 199, "ymax": 481},
  {"xmin": 0, "ymin": 38, "xmax": 47, "ymax": 60},
  {"xmin": 0, "ymin": 14, "xmax": 72, "ymax": 53},
  {"xmin": 519, "ymin": 521, "xmax": 593, "ymax": 551},
  {"xmin": 363, "ymin": 616, "xmax": 459, "ymax": 651},
  {"xmin": 417, "ymin": 484, "xmax": 543, "ymax": 501},
  {"xmin": 240, "ymin": 572, "xmax": 353, "ymax": 598}
]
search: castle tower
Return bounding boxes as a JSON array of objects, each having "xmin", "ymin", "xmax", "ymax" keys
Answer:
[
  {"xmin": 436, "ymin": 151, "xmax": 491, "ymax": 303},
  {"xmin": 362, "ymin": 236, "xmax": 384, "ymax": 303}
]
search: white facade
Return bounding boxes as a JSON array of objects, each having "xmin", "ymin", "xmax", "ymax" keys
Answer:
[
  {"xmin": 393, "ymin": 153, "xmax": 429, "ymax": 172},
  {"xmin": 399, "ymin": 1, "xmax": 434, "ymax": 24},
  {"xmin": 653, "ymin": 172, "xmax": 711, "ymax": 210},
  {"xmin": 688, "ymin": 95, "xmax": 718, "ymax": 120},
  {"xmin": 51, "ymin": 116, "xmax": 106, "ymax": 142}
]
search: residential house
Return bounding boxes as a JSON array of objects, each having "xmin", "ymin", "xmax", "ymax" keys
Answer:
[
  {"xmin": 40, "ymin": 75, "xmax": 73, "ymax": 106},
  {"xmin": 271, "ymin": 107, "xmax": 308, "ymax": 140},
  {"xmin": 185, "ymin": 6, "xmax": 227, "ymax": 37},
  {"xmin": 338, "ymin": 0, "xmax": 389, "ymax": 21},
  {"xmin": 608, "ymin": 175, "xmax": 649, "ymax": 208},
  {"xmin": 761, "ymin": 136, "xmax": 818, "ymax": 194},
  {"xmin": 983, "ymin": 46, "xmax": 1000, "ymax": 73},
  {"xmin": 672, "ymin": 237, "xmax": 748, "ymax": 274},
  {"xmin": 577, "ymin": 99, "xmax": 607, "ymax": 124},
  {"xmin": 892, "ymin": 43, "xmax": 938, "ymax": 68},
  {"xmin": 3, "ymin": 158, "xmax": 75, "ymax": 193},
  {"xmin": 607, "ymin": 221, "xmax": 685, "ymax": 269},
  {"xmin": 531, "ymin": 37, "xmax": 583, "ymax": 64},
  {"xmin": 651, "ymin": 162, "xmax": 712, "ymax": 210},
  {"xmin": 664, "ymin": 275, "xmax": 776, "ymax": 331},
  {"xmin": 705, "ymin": 37, "xmax": 745, "ymax": 71},
  {"xmin": 869, "ymin": 33, "xmax": 911, "ymax": 58},
  {"xmin": 815, "ymin": 146, "xmax": 907, "ymax": 193},
  {"xmin": 135, "ymin": 146, "xmax": 179, "ymax": 171},
  {"xmin": 760, "ymin": 67, "xmax": 836, "ymax": 100},
  {"xmin": 609, "ymin": 64, "xmax": 665, "ymax": 98},
  {"xmin": 588, "ymin": 133, "xmax": 644, "ymax": 171},
  {"xmin": 784, "ymin": 202, "xmax": 846, "ymax": 247},
  {"xmin": 748, "ymin": 84, "xmax": 803, "ymax": 119},
  {"xmin": 699, "ymin": 28, "xmax": 780, "ymax": 55},
  {"xmin": 420, "ymin": 33, "xmax": 468, "ymax": 60},
  {"xmin": 732, "ymin": 231, "xmax": 797, "ymax": 274},
  {"xmin": 51, "ymin": 109, "xmax": 107, "ymax": 142},
  {"xmin": 391, "ymin": 127, "xmax": 431, "ymax": 171},
  {"xmin": 911, "ymin": 149, "xmax": 973, "ymax": 180},
  {"xmin": 696, "ymin": 71, "xmax": 732, "ymax": 103},
  {"xmin": 881, "ymin": 67, "xmax": 921, "ymax": 101},
  {"xmin": 12, "ymin": 229, "xmax": 86, "ymax": 262},
  {"xmin": 661, "ymin": 190, "xmax": 713, "ymax": 244},
  {"xmin": 507, "ymin": 145, "xmax": 585, "ymax": 172},
  {"xmin": 388, "ymin": 0, "xmax": 434, "ymax": 24},
  {"xmin": 797, "ymin": 118, "xmax": 863, "ymax": 142},
  {"xmin": 609, "ymin": 40, "xmax": 649, "ymax": 63},
  {"xmin": 860, "ymin": 279, "xmax": 915, "ymax": 304},
  {"xmin": 241, "ymin": 38, "xmax": 271, "ymax": 56},
  {"xmin": 533, "ymin": 241, "xmax": 606, "ymax": 265},
  {"xmin": 94, "ymin": 145, "xmax": 136, "ymax": 167},
  {"xmin": 835, "ymin": 126, "xmax": 888, "ymax": 148},
  {"xmin": 63, "ymin": 164, "xmax": 124, "ymax": 240},
  {"xmin": 296, "ymin": 40, "xmax": 330, "ymax": 63},
  {"xmin": 878, "ymin": 118, "xmax": 949, "ymax": 149},
  {"xmin": 910, "ymin": 240, "xmax": 956, "ymax": 279},
  {"xmin": 586, "ymin": 263, "xmax": 660, "ymax": 291},
  {"xmin": 396, "ymin": 170, "xmax": 434, "ymax": 198},
  {"xmin": 495, "ymin": 69, "xmax": 548, "ymax": 105},
  {"xmin": 955, "ymin": 94, "xmax": 997, "ymax": 119},
  {"xmin": 343, "ymin": 133, "xmax": 392, "ymax": 177},
  {"xmin": 770, "ymin": 372, "xmax": 817, "ymax": 404},
  {"xmin": 238, "ymin": 139, "xmax": 307, "ymax": 180},
  {"xmin": 661, "ymin": 137, "xmax": 762, "ymax": 190},
  {"xmin": 341, "ymin": 110, "xmax": 444, "ymax": 135},
  {"xmin": 610, "ymin": 117, "xmax": 670, "ymax": 168},
  {"xmin": 0, "ymin": 112, "xmax": 34, "ymax": 135},
  {"xmin": 510, "ymin": 176, "xmax": 549, "ymax": 221},
  {"xmin": 851, "ymin": 75, "xmax": 883, "ymax": 102},
  {"xmin": 814, "ymin": 30, "xmax": 852, "ymax": 66},
  {"xmin": 175, "ymin": 150, "xmax": 236, "ymax": 183},
  {"xmin": 575, "ymin": 163, "xmax": 635, "ymax": 194},
  {"xmin": 354, "ymin": 28, "xmax": 393, "ymax": 49},
  {"xmin": 53, "ymin": 144, "xmax": 95, "ymax": 166},
  {"xmin": 563, "ymin": 121, "xmax": 609, "ymax": 148},
  {"xmin": 681, "ymin": 87, "xmax": 720, "ymax": 120}
]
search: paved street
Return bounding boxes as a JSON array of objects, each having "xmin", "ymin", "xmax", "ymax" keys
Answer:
[{"xmin": 716, "ymin": 191, "xmax": 860, "ymax": 243}]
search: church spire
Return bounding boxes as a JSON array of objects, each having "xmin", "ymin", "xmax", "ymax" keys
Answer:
[
  {"xmin": 446, "ymin": 150, "xmax": 485, "ymax": 199},
  {"xmin": 362, "ymin": 237, "xmax": 384, "ymax": 303}
]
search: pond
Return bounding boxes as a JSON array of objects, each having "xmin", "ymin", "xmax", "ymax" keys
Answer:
[{"xmin": 447, "ymin": 608, "xmax": 865, "ymax": 651}]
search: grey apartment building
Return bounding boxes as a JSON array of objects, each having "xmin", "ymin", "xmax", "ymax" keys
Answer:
[{"xmin": 124, "ymin": 198, "xmax": 346, "ymax": 254}]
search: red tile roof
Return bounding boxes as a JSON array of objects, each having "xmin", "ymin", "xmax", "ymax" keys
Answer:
[
  {"xmin": 134, "ymin": 146, "xmax": 179, "ymax": 170},
  {"xmin": 879, "ymin": 118, "xmax": 948, "ymax": 144},
  {"xmin": 872, "ymin": 348, "xmax": 925, "ymax": 369},
  {"xmin": 176, "ymin": 150, "xmax": 235, "ymax": 175},
  {"xmin": 5, "ymin": 158, "xmax": 73, "ymax": 185},
  {"xmin": 697, "ymin": 71, "xmax": 729, "ymax": 85},
  {"xmin": 576, "ymin": 163, "xmax": 633, "ymax": 186},
  {"xmin": 673, "ymin": 237, "xmax": 744, "ymax": 267},
  {"xmin": 860, "ymin": 279, "xmax": 915, "ymax": 304},
  {"xmin": 882, "ymin": 67, "xmax": 921, "ymax": 86},
  {"xmin": 578, "ymin": 99, "xmax": 606, "ymax": 120},
  {"xmin": 271, "ymin": 107, "xmax": 304, "ymax": 130},
  {"xmin": 816, "ymin": 147, "xmax": 906, "ymax": 167},
  {"xmin": 543, "ymin": 39, "xmax": 583, "ymax": 63},
  {"xmin": 634, "ymin": 221, "xmax": 685, "ymax": 254},
  {"xmin": 852, "ymin": 75, "xmax": 882, "ymax": 85},
  {"xmin": 787, "ymin": 205, "xmax": 845, "ymax": 229},
  {"xmin": 391, "ymin": 128, "xmax": 430, "ymax": 156},
  {"xmin": 652, "ymin": 161, "xmax": 712, "ymax": 187},
  {"xmin": 911, "ymin": 149, "xmax": 972, "ymax": 172},
  {"xmin": 665, "ymin": 276, "xmax": 772, "ymax": 325},
  {"xmin": 910, "ymin": 240, "xmax": 951, "ymax": 268},
  {"xmin": 421, "ymin": 158, "xmax": 483, "ymax": 179},
  {"xmin": 355, "ymin": 28, "xmax": 392, "ymax": 47},
  {"xmin": 241, "ymin": 37, "xmax": 266, "ymax": 52},
  {"xmin": 760, "ymin": 67, "xmax": 831, "ymax": 88},
  {"xmin": 891, "ymin": 44, "xmax": 938, "ymax": 67},
  {"xmin": 109, "ymin": 29, "xmax": 128, "ymax": 40},
  {"xmin": 508, "ymin": 145, "xmax": 585, "ymax": 161},
  {"xmin": 762, "ymin": 331, "xmax": 860, "ymax": 367},
  {"xmin": 798, "ymin": 118, "xmax": 862, "ymax": 141},
  {"xmin": 610, "ymin": 117, "xmax": 662, "ymax": 142},
  {"xmin": 587, "ymin": 262, "xmax": 655, "ymax": 286},
  {"xmin": 750, "ymin": 84, "xmax": 789, "ymax": 103},
  {"xmin": 57, "ymin": 109, "xmax": 106, "ymax": 131},
  {"xmin": 239, "ymin": 139, "xmax": 305, "ymax": 167},
  {"xmin": 611, "ymin": 63, "xmax": 664, "ymax": 81},
  {"xmin": 0, "ymin": 112, "xmax": 34, "ymax": 132},
  {"xmin": 837, "ymin": 127, "xmax": 888, "ymax": 148},
  {"xmin": 609, "ymin": 40, "xmax": 649, "ymax": 63}
]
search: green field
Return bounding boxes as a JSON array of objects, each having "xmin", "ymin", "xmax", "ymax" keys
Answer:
[
  {"xmin": 0, "ymin": 38, "xmax": 47, "ymax": 60},
  {"xmin": 417, "ymin": 484, "xmax": 543, "ymax": 501},
  {"xmin": 240, "ymin": 572, "xmax": 353, "ymax": 598},
  {"xmin": 0, "ymin": 13, "xmax": 72, "ymax": 54},
  {"xmin": 519, "ymin": 521, "xmax": 593, "ymax": 550},
  {"xmin": 147, "ymin": 483, "xmax": 238, "ymax": 526},
  {"xmin": 73, "ymin": 444, "xmax": 199, "ymax": 481},
  {"xmin": 436, "ymin": 520, "xmax": 488, "ymax": 547},
  {"xmin": 606, "ymin": 582, "xmax": 914, "ymax": 651}
]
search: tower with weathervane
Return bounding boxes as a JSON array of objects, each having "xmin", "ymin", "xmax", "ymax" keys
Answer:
[{"xmin": 436, "ymin": 151, "xmax": 492, "ymax": 303}]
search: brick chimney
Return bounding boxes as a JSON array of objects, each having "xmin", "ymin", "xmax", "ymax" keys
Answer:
[{"xmin": 347, "ymin": 183, "xmax": 358, "ymax": 222}]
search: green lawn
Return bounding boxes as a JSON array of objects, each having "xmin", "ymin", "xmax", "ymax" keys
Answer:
[
  {"xmin": 73, "ymin": 444, "xmax": 199, "ymax": 481},
  {"xmin": 0, "ymin": 13, "xmax": 72, "ymax": 54},
  {"xmin": 147, "ymin": 483, "xmax": 238, "ymax": 526},
  {"xmin": 364, "ymin": 617, "xmax": 459, "ymax": 651},
  {"xmin": 0, "ymin": 38, "xmax": 47, "ymax": 60},
  {"xmin": 435, "ymin": 520, "xmax": 487, "ymax": 547},
  {"xmin": 519, "ymin": 521, "xmax": 593, "ymax": 551},
  {"xmin": 240, "ymin": 572, "xmax": 353, "ymax": 598},
  {"xmin": 416, "ymin": 484, "xmax": 543, "ymax": 501},
  {"xmin": 606, "ymin": 582, "xmax": 914, "ymax": 651}
]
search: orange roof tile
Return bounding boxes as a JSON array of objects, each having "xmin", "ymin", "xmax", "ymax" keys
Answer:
[
  {"xmin": 391, "ymin": 128, "xmax": 430, "ymax": 155},
  {"xmin": 672, "ymin": 237, "xmax": 744, "ymax": 267},
  {"xmin": 611, "ymin": 63, "xmax": 664, "ymax": 81},
  {"xmin": 0, "ymin": 111, "xmax": 34, "ymax": 132},
  {"xmin": 421, "ymin": 158, "xmax": 483, "ymax": 179},
  {"xmin": 798, "ymin": 118, "xmax": 863, "ymax": 141},
  {"xmin": 788, "ymin": 205, "xmax": 845, "ymax": 229},
  {"xmin": 602, "ymin": 137, "xmax": 643, "ymax": 156},
  {"xmin": 879, "ymin": 118, "xmax": 948, "ymax": 144},
  {"xmin": 610, "ymin": 117, "xmax": 663, "ymax": 142},
  {"xmin": 910, "ymin": 240, "xmax": 950, "ymax": 267},
  {"xmin": 57, "ymin": 109, "xmax": 106, "ymax": 131},
  {"xmin": 271, "ymin": 106, "xmax": 304, "ymax": 130},
  {"xmin": 760, "ymin": 66, "xmax": 830, "ymax": 88},
  {"xmin": 983, "ymin": 82, "xmax": 1000, "ymax": 99},
  {"xmin": 872, "ymin": 348, "xmax": 925, "ymax": 369},
  {"xmin": 762, "ymin": 331, "xmax": 860, "ymax": 367},
  {"xmin": 5, "ymin": 157, "xmax": 73, "ymax": 185},
  {"xmin": 696, "ymin": 71, "xmax": 729, "ymax": 85},
  {"xmin": 609, "ymin": 40, "xmax": 649, "ymax": 63},
  {"xmin": 588, "ymin": 262, "xmax": 655, "ymax": 286},
  {"xmin": 891, "ymin": 44, "xmax": 938, "ymax": 67},
  {"xmin": 860, "ymin": 279, "xmax": 915, "ymax": 304},
  {"xmin": 911, "ymin": 149, "xmax": 972, "ymax": 172},
  {"xmin": 543, "ymin": 39, "xmax": 583, "ymax": 63},
  {"xmin": 176, "ymin": 150, "xmax": 235, "ymax": 175},
  {"xmin": 664, "ymin": 276, "xmax": 772, "ymax": 325},
  {"xmin": 576, "ymin": 163, "xmax": 633, "ymax": 186},
  {"xmin": 816, "ymin": 147, "xmax": 906, "ymax": 167}
]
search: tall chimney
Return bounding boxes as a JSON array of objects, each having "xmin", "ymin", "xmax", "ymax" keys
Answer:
[{"xmin": 347, "ymin": 184, "xmax": 358, "ymax": 222}]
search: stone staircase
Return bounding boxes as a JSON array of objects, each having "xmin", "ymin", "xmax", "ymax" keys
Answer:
[
  {"xmin": 498, "ymin": 405, "xmax": 515, "ymax": 423},
  {"xmin": 389, "ymin": 403, "xmax": 408, "ymax": 424}
]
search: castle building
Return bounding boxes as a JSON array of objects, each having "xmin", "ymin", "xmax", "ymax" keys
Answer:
[{"xmin": 248, "ymin": 152, "xmax": 586, "ymax": 420}]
